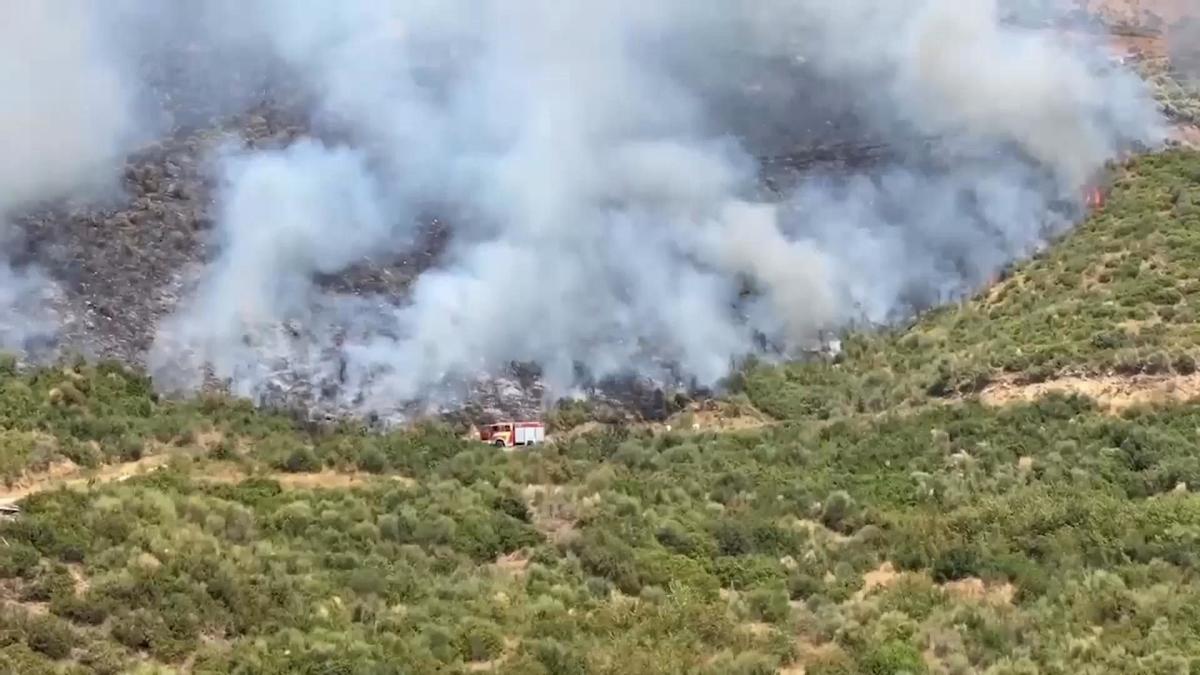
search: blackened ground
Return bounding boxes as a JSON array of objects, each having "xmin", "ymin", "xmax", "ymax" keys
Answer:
[
  {"xmin": 9, "ymin": 104, "xmax": 308, "ymax": 365},
  {"xmin": 2, "ymin": 49, "xmax": 928, "ymax": 425}
]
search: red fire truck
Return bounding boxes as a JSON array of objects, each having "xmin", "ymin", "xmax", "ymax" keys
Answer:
[{"xmin": 478, "ymin": 421, "xmax": 546, "ymax": 448}]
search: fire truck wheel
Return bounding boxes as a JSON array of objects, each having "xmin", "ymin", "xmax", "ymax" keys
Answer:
[{"xmin": 493, "ymin": 440, "xmax": 506, "ymax": 448}]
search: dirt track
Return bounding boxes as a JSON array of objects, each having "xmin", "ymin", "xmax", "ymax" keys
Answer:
[
  {"xmin": 0, "ymin": 454, "xmax": 172, "ymax": 507},
  {"xmin": 978, "ymin": 371, "xmax": 1200, "ymax": 412},
  {"xmin": 0, "ymin": 453, "xmax": 418, "ymax": 508}
]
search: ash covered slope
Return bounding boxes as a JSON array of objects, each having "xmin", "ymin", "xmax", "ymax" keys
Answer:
[{"xmin": 0, "ymin": 1, "xmax": 1167, "ymax": 422}]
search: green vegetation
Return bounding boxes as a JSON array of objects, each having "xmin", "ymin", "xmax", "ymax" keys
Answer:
[
  {"xmin": 0, "ymin": 150, "xmax": 1199, "ymax": 673},
  {"xmin": 1138, "ymin": 57, "xmax": 1200, "ymax": 125},
  {"xmin": 744, "ymin": 149, "xmax": 1200, "ymax": 420}
]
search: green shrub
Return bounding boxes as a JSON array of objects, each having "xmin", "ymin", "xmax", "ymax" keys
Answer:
[
  {"xmin": 712, "ymin": 520, "xmax": 753, "ymax": 556},
  {"xmin": 493, "ymin": 493, "xmax": 530, "ymax": 523},
  {"xmin": 458, "ymin": 619, "xmax": 505, "ymax": 662},
  {"xmin": 860, "ymin": 640, "xmax": 927, "ymax": 675},
  {"xmin": 788, "ymin": 572, "xmax": 822, "ymax": 600},
  {"xmin": 51, "ymin": 593, "xmax": 110, "ymax": 626},
  {"xmin": 878, "ymin": 577, "xmax": 943, "ymax": 621},
  {"xmin": 584, "ymin": 576, "xmax": 613, "ymax": 599},
  {"xmin": 745, "ymin": 587, "xmax": 791, "ymax": 624},
  {"xmin": 805, "ymin": 647, "xmax": 858, "ymax": 675},
  {"xmin": 533, "ymin": 639, "xmax": 587, "ymax": 675},
  {"xmin": 280, "ymin": 446, "xmax": 320, "ymax": 473},
  {"xmin": 639, "ymin": 585, "xmax": 667, "ymax": 604},
  {"xmin": 357, "ymin": 448, "xmax": 388, "ymax": 474},
  {"xmin": 25, "ymin": 615, "xmax": 75, "ymax": 659},
  {"xmin": 20, "ymin": 565, "xmax": 74, "ymax": 602},
  {"xmin": 931, "ymin": 547, "xmax": 980, "ymax": 583},
  {"xmin": 704, "ymin": 651, "xmax": 781, "ymax": 675},
  {"xmin": 820, "ymin": 491, "xmax": 858, "ymax": 533},
  {"xmin": 0, "ymin": 544, "xmax": 39, "ymax": 579},
  {"xmin": 713, "ymin": 556, "xmax": 786, "ymax": 590},
  {"xmin": 110, "ymin": 609, "xmax": 164, "ymax": 652},
  {"xmin": 77, "ymin": 640, "xmax": 127, "ymax": 675},
  {"xmin": 210, "ymin": 437, "xmax": 239, "ymax": 460}
]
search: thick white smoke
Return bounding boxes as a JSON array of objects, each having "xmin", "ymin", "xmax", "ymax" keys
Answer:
[
  {"xmin": 140, "ymin": 0, "xmax": 1166, "ymax": 415},
  {"xmin": 150, "ymin": 141, "xmax": 389, "ymax": 398},
  {"xmin": 0, "ymin": 0, "xmax": 1165, "ymax": 414},
  {"xmin": 0, "ymin": 1, "xmax": 141, "ymax": 353}
]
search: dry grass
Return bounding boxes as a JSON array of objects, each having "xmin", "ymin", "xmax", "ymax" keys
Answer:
[
  {"xmin": 554, "ymin": 400, "xmax": 773, "ymax": 441},
  {"xmin": 978, "ymin": 371, "xmax": 1200, "ymax": 412},
  {"xmin": 0, "ymin": 453, "xmax": 173, "ymax": 505},
  {"xmin": 273, "ymin": 470, "xmax": 414, "ymax": 490},
  {"xmin": 194, "ymin": 462, "xmax": 416, "ymax": 490},
  {"xmin": 853, "ymin": 560, "xmax": 1018, "ymax": 610},
  {"xmin": 942, "ymin": 578, "xmax": 1018, "ymax": 606},
  {"xmin": 521, "ymin": 484, "xmax": 579, "ymax": 544},
  {"xmin": 856, "ymin": 561, "xmax": 903, "ymax": 601},
  {"xmin": 492, "ymin": 550, "xmax": 531, "ymax": 579}
]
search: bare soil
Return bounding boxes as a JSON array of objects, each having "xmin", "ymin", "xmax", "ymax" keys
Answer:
[
  {"xmin": 1084, "ymin": 0, "xmax": 1195, "ymax": 27},
  {"xmin": 492, "ymin": 550, "xmax": 531, "ymax": 579},
  {"xmin": 0, "ymin": 453, "xmax": 172, "ymax": 506},
  {"xmin": 660, "ymin": 401, "xmax": 773, "ymax": 434},
  {"xmin": 271, "ymin": 470, "xmax": 414, "ymax": 490},
  {"xmin": 554, "ymin": 400, "xmax": 773, "ymax": 442},
  {"xmin": 0, "ymin": 453, "xmax": 416, "ymax": 508},
  {"xmin": 856, "ymin": 561, "xmax": 902, "ymax": 601},
  {"xmin": 193, "ymin": 462, "xmax": 415, "ymax": 490},
  {"xmin": 1172, "ymin": 123, "xmax": 1200, "ymax": 146},
  {"xmin": 978, "ymin": 372, "xmax": 1200, "ymax": 412},
  {"xmin": 942, "ymin": 577, "xmax": 1018, "ymax": 605},
  {"xmin": 856, "ymin": 561, "xmax": 1018, "ymax": 606}
]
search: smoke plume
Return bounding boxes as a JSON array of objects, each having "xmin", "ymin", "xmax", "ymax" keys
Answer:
[
  {"xmin": 0, "ymin": 1, "xmax": 1172, "ymax": 417},
  {"xmin": 0, "ymin": 1, "xmax": 141, "ymax": 352},
  {"xmin": 144, "ymin": 0, "xmax": 1165, "ymax": 415}
]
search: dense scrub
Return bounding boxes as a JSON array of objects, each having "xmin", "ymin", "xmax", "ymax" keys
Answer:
[
  {"xmin": 2, "ymin": 152, "xmax": 1200, "ymax": 673},
  {"xmin": 5, "ymin": 357, "xmax": 1200, "ymax": 672},
  {"xmin": 1138, "ymin": 56, "xmax": 1200, "ymax": 125}
]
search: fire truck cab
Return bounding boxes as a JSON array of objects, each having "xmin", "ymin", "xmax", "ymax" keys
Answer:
[{"xmin": 479, "ymin": 421, "xmax": 545, "ymax": 448}]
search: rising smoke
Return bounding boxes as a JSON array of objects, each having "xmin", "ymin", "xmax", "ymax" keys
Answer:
[
  {"xmin": 0, "ymin": 1, "xmax": 143, "ymax": 353},
  {"xmin": 0, "ymin": 1, "xmax": 1172, "ymax": 417}
]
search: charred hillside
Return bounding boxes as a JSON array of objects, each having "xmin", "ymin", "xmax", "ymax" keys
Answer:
[
  {"xmin": 0, "ymin": 2, "xmax": 1175, "ymax": 427},
  {"xmin": 2, "ymin": 54, "xmax": 945, "ymax": 424}
]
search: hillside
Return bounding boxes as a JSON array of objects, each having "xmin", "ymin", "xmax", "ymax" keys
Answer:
[
  {"xmin": 743, "ymin": 148, "xmax": 1200, "ymax": 421},
  {"xmin": 0, "ymin": 149, "xmax": 1198, "ymax": 673},
  {"xmin": 1, "ymin": 4, "xmax": 1198, "ymax": 674},
  {"xmin": 3, "ymin": 1, "xmax": 1176, "ymax": 428}
]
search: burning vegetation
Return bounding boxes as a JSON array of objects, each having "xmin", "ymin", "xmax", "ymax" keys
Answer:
[
  {"xmin": 0, "ymin": 1, "xmax": 1179, "ymax": 426},
  {"xmin": 0, "ymin": 4, "xmax": 1199, "ymax": 674}
]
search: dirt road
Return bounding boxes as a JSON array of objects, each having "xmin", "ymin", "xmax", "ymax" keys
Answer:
[{"xmin": 0, "ymin": 454, "xmax": 173, "ymax": 507}]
